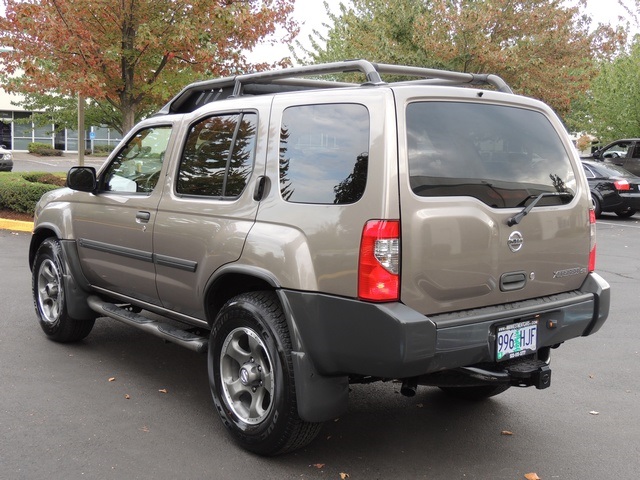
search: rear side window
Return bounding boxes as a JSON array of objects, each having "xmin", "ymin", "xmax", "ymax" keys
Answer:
[
  {"xmin": 279, "ymin": 104, "xmax": 369, "ymax": 204},
  {"xmin": 406, "ymin": 102, "xmax": 576, "ymax": 208},
  {"xmin": 177, "ymin": 113, "xmax": 257, "ymax": 198}
]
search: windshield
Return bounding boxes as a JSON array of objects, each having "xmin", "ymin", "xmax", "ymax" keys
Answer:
[{"xmin": 406, "ymin": 102, "xmax": 576, "ymax": 208}]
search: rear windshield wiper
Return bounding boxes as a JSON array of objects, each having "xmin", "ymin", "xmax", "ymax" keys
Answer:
[{"xmin": 507, "ymin": 192, "xmax": 573, "ymax": 226}]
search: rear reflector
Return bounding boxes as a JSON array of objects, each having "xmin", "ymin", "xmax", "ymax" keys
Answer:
[
  {"xmin": 589, "ymin": 208, "xmax": 596, "ymax": 272},
  {"xmin": 358, "ymin": 220, "xmax": 400, "ymax": 302}
]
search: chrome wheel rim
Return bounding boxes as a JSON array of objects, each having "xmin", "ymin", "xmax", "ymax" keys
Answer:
[
  {"xmin": 219, "ymin": 327, "xmax": 274, "ymax": 425},
  {"xmin": 36, "ymin": 258, "xmax": 63, "ymax": 325}
]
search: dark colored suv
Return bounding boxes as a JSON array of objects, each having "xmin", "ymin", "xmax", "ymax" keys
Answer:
[{"xmin": 29, "ymin": 60, "xmax": 610, "ymax": 455}]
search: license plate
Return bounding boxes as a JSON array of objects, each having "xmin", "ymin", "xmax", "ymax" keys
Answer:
[{"xmin": 496, "ymin": 320, "xmax": 538, "ymax": 361}]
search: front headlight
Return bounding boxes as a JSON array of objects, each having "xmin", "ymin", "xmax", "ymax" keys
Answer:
[{"xmin": 2, "ymin": 152, "xmax": 11, "ymax": 161}]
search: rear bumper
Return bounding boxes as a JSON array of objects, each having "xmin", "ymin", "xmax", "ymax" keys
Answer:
[
  {"xmin": 619, "ymin": 192, "xmax": 640, "ymax": 210},
  {"xmin": 282, "ymin": 272, "xmax": 610, "ymax": 379}
]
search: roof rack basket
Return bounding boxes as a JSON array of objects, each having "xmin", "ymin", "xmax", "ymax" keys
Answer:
[{"xmin": 156, "ymin": 59, "xmax": 513, "ymax": 115}]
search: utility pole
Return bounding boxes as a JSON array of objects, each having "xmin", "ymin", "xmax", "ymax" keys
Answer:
[{"xmin": 78, "ymin": 94, "xmax": 85, "ymax": 166}]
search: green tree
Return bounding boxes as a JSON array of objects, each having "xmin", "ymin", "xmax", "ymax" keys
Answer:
[
  {"xmin": 586, "ymin": 36, "xmax": 640, "ymax": 143},
  {"xmin": 0, "ymin": 0, "xmax": 297, "ymax": 134},
  {"xmin": 299, "ymin": 0, "xmax": 623, "ymax": 117}
]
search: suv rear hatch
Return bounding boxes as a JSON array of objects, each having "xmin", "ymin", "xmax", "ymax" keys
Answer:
[{"xmin": 395, "ymin": 89, "xmax": 591, "ymax": 315}]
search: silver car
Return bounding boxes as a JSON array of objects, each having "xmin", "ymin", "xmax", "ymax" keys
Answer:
[{"xmin": 0, "ymin": 144, "xmax": 13, "ymax": 171}]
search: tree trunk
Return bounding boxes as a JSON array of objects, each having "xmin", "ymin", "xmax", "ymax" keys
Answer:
[{"xmin": 121, "ymin": 106, "xmax": 136, "ymax": 136}]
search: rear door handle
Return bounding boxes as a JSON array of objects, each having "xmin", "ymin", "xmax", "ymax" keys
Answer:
[{"xmin": 136, "ymin": 211, "xmax": 151, "ymax": 223}]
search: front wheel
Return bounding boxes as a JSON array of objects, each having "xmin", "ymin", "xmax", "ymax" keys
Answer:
[
  {"xmin": 208, "ymin": 291, "xmax": 321, "ymax": 455},
  {"xmin": 32, "ymin": 238, "xmax": 95, "ymax": 342}
]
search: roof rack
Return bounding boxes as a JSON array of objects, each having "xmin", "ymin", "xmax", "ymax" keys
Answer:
[{"xmin": 155, "ymin": 59, "xmax": 513, "ymax": 116}]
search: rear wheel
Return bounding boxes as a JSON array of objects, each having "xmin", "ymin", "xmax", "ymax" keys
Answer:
[
  {"xmin": 208, "ymin": 291, "xmax": 321, "ymax": 455},
  {"xmin": 32, "ymin": 238, "xmax": 95, "ymax": 342},
  {"xmin": 439, "ymin": 384, "xmax": 511, "ymax": 400},
  {"xmin": 615, "ymin": 207, "xmax": 636, "ymax": 218},
  {"xmin": 591, "ymin": 196, "xmax": 602, "ymax": 218}
]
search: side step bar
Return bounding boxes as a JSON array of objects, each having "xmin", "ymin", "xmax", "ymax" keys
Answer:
[{"xmin": 87, "ymin": 296, "xmax": 208, "ymax": 353}]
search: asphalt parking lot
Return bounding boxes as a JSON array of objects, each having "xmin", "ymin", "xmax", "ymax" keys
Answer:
[{"xmin": 1, "ymin": 215, "xmax": 638, "ymax": 479}]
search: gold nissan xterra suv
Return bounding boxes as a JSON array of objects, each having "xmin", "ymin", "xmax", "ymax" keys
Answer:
[{"xmin": 29, "ymin": 60, "xmax": 610, "ymax": 455}]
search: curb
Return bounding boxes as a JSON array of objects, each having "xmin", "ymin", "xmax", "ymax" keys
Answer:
[{"xmin": 0, "ymin": 218, "xmax": 33, "ymax": 232}]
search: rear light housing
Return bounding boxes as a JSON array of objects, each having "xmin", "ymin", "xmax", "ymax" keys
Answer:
[
  {"xmin": 613, "ymin": 179, "xmax": 630, "ymax": 191},
  {"xmin": 589, "ymin": 208, "xmax": 596, "ymax": 272},
  {"xmin": 358, "ymin": 220, "xmax": 400, "ymax": 302}
]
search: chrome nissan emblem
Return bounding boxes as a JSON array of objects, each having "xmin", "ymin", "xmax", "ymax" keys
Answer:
[
  {"xmin": 240, "ymin": 367, "xmax": 250, "ymax": 385},
  {"xmin": 507, "ymin": 231, "xmax": 524, "ymax": 252}
]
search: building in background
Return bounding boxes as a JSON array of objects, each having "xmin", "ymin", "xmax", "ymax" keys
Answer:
[{"xmin": 0, "ymin": 67, "xmax": 121, "ymax": 152}]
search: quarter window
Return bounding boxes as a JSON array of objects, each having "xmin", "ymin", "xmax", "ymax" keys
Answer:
[
  {"xmin": 177, "ymin": 113, "xmax": 257, "ymax": 198},
  {"xmin": 279, "ymin": 104, "xmax": 369, "ymax": 204}
]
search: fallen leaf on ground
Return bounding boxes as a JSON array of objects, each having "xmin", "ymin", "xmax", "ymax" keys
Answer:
[
  {"xmin": 589, "ymin": 410, "xmax": 599, "ymax": 415},
  {"xmin": 139, "ymin": 425, "xmax": 150, "ymax": 433},
  {"xmin": 312, "ymin": 463, "xmax": 324, "ymax": 469},
  {"xmin": 340, "ymin": 473, "xmax": 350, "ymax": 479},
  {"xmin": 108, "ymin": 377, "xmax": 116, "ymax": 382},
  {"xmin": 124, "ymin": 394, "xmax": 130, "ymax": 399},
  {"xmin": 524, "ymin": 473, "xmax": 541, "ymax": 480},
  {"xmin": 159, "ymin": 389, "xmax": 168, "ymax": 394},
  {"xmin": 501, "ymin": 430, "xmax": 514, "ymax": 436}
]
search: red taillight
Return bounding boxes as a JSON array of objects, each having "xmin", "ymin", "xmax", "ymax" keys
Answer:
[
  {"xmin": 589, "ymin": 208, "xmax": 596, "ymax": 272},
  {"xmin": 358, "ymin": 220, "xmax": 400, "ymax": 302},
  {"xmin": 614, "ymin": 179, "xmax": 630, "ymax": 191}
]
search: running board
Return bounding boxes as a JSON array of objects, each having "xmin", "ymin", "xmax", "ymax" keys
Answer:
[{"xmin": 87, "ymin": 296, "xmax": 208, "ymax": 353}]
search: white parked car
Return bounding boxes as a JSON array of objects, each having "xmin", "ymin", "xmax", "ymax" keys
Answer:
[{"xmin": 0, "ymin": 144, "xmax": 13, "ymax": 172}]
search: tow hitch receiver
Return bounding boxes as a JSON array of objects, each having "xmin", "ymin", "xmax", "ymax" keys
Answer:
[
  {"xmin": 454, "ymin": 359, "xmax": 552, "ymax": 390},
  {"xmin": 504, "ymin": 359, "xmax": 551, "ymax": 389}
]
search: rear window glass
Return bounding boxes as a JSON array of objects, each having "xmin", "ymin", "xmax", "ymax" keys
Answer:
[
  {"xmin": 279, "ymin": 104, "xmax": 369, "ymax": 204},
  {"xmin": 406, "ymin": 102, "xmax": 576, "ymax": 208},
  {"xmin": 590, "ymin": 162, "xmax": 636, "ymax": 178}
]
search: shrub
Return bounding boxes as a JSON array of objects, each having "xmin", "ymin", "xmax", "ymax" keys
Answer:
[
  {"xmin": 92, "ymin": 144, "xmax": 114, "ymax": 155},
  {"xmin": 27, "ymin": 142, "xmax": 63, "ymax": 156},
  {"xmin": 21, "ymin": 172, "xmax": 66, "ymax": 187},
  {"xmin": 0, "ymin": 172, "xmax": 63, "ymax": 215}
]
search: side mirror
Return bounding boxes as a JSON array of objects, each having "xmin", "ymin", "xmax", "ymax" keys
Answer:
[{"xmin": 67, "ymin": 166, "xmax": 97, "ymax": 192}]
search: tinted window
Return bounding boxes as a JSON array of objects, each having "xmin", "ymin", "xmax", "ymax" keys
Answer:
[
  {"xmin": 406, "ymin": 102, "xmax": 576, "ymax": 208},
  {"xmin": 592, "ymin": 163, "xmax": 636, "ymax": 178},
  {"xmin": 279, "ymin": 104, "xmax": 369, "ymax": 204},
  {"xmin": 177, "ymin": 113, "xmax": 256, "ymax": 197},
  {"xmin": 102, "ymin": 126, "xmax": 171, "ymax": 193}
]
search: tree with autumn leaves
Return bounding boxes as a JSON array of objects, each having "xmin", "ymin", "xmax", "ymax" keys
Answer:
[
  {"xmin": 299, "ymin": 0, "xmax": 625, "ymax": 119},
  {"xmin": 0, "ymin": 0, "xmax": 297, "ymax": 134}
]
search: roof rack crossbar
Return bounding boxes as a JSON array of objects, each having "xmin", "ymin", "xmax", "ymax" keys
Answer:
[
  {"xmin": 371, "ymin": 63, "xmax": 513, "ymax": 94},
  {"xmin": 231, "ymin": 60, "xmax": 384, "ymax": 96},
  {"xmin": 156, "ymin": 59, "xmax": 514, "ymax": 116}
]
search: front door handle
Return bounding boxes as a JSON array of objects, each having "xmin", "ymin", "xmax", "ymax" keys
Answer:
[{"xmin": 136, "ymin": 211, "xmax": 151, "ymax": 223}]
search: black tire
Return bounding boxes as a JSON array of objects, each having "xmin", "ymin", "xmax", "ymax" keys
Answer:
[
  {"xmin": 32, "ymin": 238, "xmax": 95, "ymax": 342},
  {"xmin": 615, "ymin": 208, "xmax": 636, "ymax": 218},
  {"xmin": 439, "ymin": 384, "xmax": 511, "ymax": 401},
  {"xmin": 208, "ymin": 291, "xmax": 321, "ymax": 455},
  {"xmin": 591, "ymin": 195, "xmax": 602, "ymax": 219}
]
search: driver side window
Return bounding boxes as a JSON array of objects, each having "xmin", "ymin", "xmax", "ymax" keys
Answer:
[{"xmin": 102, "ymin": 126, "xmax": 172, "ymax": 193}]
